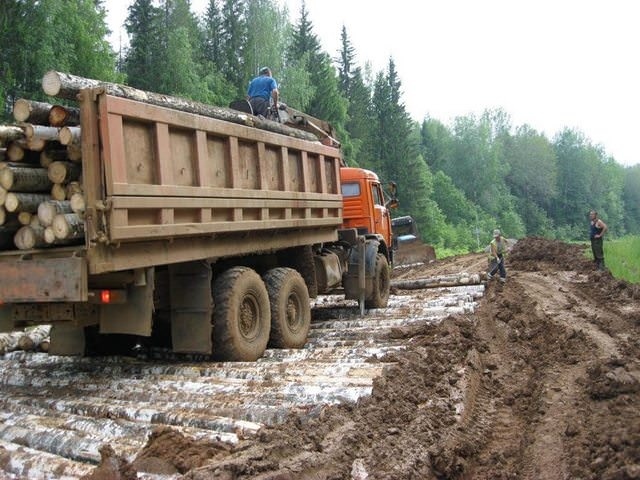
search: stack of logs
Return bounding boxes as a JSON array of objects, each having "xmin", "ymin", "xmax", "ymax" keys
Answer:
[
  {"xmin": 0, "ymin": 99, "xmax": 85, "ymax": 251},
  {"xmin": 0, "ymin": 325, "xmax": 51, "ymax": 355}
]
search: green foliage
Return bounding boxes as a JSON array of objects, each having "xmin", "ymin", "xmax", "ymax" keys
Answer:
[
  {"xmin": 623, "ymin": 166, "xmax": 640, "ymax": 233},
  {"xmin": 0, "ymin": 0, "xmax": 119, "ymax": 118},
  {"xmin": 603, "ymin": 236, "xmax": 640, "ymax": 283}
]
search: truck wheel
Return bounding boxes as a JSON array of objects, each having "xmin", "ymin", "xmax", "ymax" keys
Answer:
[
  {"xmin": 366, "ymin": 253, "xmax": 390, "ymax": 309},
  {"xmin": 212, "ymin": 267, "xmax": 270, "ymax": 361},
  {"xmin": 263, "ymin": 268, "xmax": 310, "ymax": 349}
]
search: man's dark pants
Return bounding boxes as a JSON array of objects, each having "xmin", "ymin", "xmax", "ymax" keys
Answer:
[{"xmin": 591, "ymin": 237, "xmax": 605, "ymax": 270}]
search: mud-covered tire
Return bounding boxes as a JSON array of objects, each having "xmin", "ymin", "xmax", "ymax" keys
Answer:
[
  {"xmin": 212, "ymin": 267, "xmax": 270, "ymax": 361},
  {"xmin": 263, "ymin": 268, "xmax": 311, "ymax": 349},
  {"xmin": 365, "ymin": 253, "xmax": 390, "ymax": 309}
]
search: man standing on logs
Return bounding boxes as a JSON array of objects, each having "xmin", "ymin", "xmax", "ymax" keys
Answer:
[
  {"xmin": 247, "ymin": 67, "xmax": 279, "ymax": 118},
  {"xmin": 487, "ymin": 229, "xmax": 508, "ymax": 283}
]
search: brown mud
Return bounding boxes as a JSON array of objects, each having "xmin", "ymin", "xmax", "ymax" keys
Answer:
[{"xmin": 83, "ymin": 237, "xmax": 640, "ymax": 480}]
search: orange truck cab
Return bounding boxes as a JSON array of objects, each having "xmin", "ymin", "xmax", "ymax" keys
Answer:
[{"xmin": 339, "ymin": 167, "xmax": 395, "ymax": 264}]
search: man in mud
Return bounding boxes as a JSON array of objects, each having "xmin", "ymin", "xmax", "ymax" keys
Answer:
[
  {"xmin": 589, "ymin": 210, "xmax": 608, "ymax": 270},
  {"xmin": 487, "ymin": 229, "xmax": 508, "ymax": 283},
  {"xmin": 247, "ymin": 67, "xmax": 279, "ymax": 118}
]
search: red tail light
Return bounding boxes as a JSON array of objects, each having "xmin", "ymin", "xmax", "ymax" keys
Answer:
[{"xmin": 101, "ymin": 290, "xmax": 111, "ymax": 304}]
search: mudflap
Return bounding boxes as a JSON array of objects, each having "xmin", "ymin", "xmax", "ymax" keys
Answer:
[
  {"xmin": 343, "ymin": 238, "xmax": 380, "ymax": 301},
  {"xmin": 0, "ymin": 306, "xmax": 11, "ymax": 333},
  {"xmin": 169, "ymin": 261, "xmax": 213, "ymax": 354},
  {"xmin": 99, "ymin": 268, "xmax": 154, "ymax": 336},
  {"xmin": 49, "ymin": 323, "xmax": 85, "ymax": 356}
]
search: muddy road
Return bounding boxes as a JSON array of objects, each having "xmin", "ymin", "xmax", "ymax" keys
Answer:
[{"xmin": 1, "ymin": 237, "xmax": 639, "ymax": 479}]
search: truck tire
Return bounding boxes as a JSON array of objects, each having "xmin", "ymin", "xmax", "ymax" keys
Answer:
[
  {"xmin": 365, "ymin": 253, "xmax": 390, "ymax": 309},
  {"xmin": 263, "ymin": 268, "xmax": 310, "ymax": 349},
  {"xmin": 212, "ymin": 267, "xmax": 270, "ymax": 361}
]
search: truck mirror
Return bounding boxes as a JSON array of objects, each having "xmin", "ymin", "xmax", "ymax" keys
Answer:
[{"xmin": 385, "ymin": 198, "xmax": 399, "ymax": 210}]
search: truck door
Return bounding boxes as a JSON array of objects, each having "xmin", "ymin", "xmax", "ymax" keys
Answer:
[{"xmin": 371, "ymin": 182, "xmax": 392, "ymax": 247}]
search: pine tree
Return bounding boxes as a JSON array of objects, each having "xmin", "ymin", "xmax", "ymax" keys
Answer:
[
  {"xmin": 289, "ymin": 2, "xmax": 347, "ymax": 128},
  {"xmin": 219, "ymin": 0, "xmax": 247, "ymax": 97},
  {"xmin": 125, "ymin": 0, "xmax": 163, "ymax": 91},
  {"xmin": 202, "ymin": 0, "xmax": 223, "ymax": 70},
  {"xmin": 335, "ymin": 26, "xmax": 372, "ymax": 165}
]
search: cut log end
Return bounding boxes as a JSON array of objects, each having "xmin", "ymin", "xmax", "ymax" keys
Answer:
[
  {"xmin": 42, "ymin": 71, "xmax": 63, "ymax": 97},
  {"xmin": 52, "ymin": 213, "xmax": 84, "ymax": 240},
  {"xmin": 69, "ymin": 193, "xmax": 85, "ymax": 214}
]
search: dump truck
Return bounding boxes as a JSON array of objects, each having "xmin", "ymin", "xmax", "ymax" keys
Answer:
[{"xmin": 0, "ymin": 76, "xmax": 395, "ymax": 361}]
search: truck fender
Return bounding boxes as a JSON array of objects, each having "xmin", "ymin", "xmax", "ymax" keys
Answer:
[{"xmin": 0, "ymin": 305, "xmax": 12, "ymax": 333}]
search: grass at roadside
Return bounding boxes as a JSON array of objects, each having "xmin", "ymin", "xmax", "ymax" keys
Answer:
[{"xmin": 603, "ymin": 236, "xmax": 640, "ymax": 283}]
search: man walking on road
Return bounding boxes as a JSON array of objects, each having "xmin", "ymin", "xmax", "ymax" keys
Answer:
[
  {"xmin": 487, "ymin": 229, "xmax": 508, "ymax": 283},
  {"xmin": 589, "ymin": 210, "xmax": 608, "ymax": 270}
]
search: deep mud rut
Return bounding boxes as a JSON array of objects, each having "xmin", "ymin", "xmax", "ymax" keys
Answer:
[{"xmin": 1, "ymin": 237, "xmax": 639, "ymax": 479}]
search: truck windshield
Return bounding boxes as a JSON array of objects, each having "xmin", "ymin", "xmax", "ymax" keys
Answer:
[{"xmin": 341, "ymin": 183, "xmax": 360, "ymax": 197}]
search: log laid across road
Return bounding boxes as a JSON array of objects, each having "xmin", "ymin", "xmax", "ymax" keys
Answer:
[{"xmin": 391, "ymin": 273, "xmax": 483, "ymax": 290}]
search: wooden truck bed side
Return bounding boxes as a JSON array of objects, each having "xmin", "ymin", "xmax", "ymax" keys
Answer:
[{"xmin": 81, "ymin": 89, "xmax": 344, "ymax": 274}]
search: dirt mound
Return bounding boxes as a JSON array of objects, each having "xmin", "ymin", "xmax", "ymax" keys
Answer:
[
  {"xmin": 509, "ymin": 236, "xmax": 594, "ymax": 272},
  {"xmin": 133, "ymin": 427, "xmax": 233, "ymax": 475}
]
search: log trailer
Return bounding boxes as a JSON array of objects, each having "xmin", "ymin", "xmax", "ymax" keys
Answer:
[{"xmin": 0, "ymin": 78, "xmax": 395, "ymax": 361}]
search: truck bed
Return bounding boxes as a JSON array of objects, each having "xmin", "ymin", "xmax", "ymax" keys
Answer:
[{"xmin": 1, "ymin": 90, "xmax": 343, "ymax": 276}]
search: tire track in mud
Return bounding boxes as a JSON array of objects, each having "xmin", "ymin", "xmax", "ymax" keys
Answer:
[
  {"xmin": 457, "ymin": 270, "xmax": 632, "ymax": 480},
  {"xmin": 0, "ymin": 284, "xmax": 484, "ymax": 479}
]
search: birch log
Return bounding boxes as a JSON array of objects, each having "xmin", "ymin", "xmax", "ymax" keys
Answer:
[
  {"xmin": 42, "ymin": 71, "xmax": 320, "ymax": 142},
  {"xmin": 17, "ymin": 211, "xmax": 32, "ymax": 226},
  {"xmin": 48, "ymin": 161, "xmax": 81, "ymax": 184},
  {"xmin": 51, "ymin": 183, "xmax": 66, "ymax": 201},
  {"xmin": 14, "ymin": 224, "xmax": 47, "ymax": 249},
  {"xmin": 7, "ymin": 141, "xmax": 44, "ymax": 161},
  {"xmin": 0, "ymin": 126, "xmax": 24, "ymax": 142},
  {"xmin": 18, "ymin": 325, "xmax": 51, "ymax": 351},
  {"xmin": 391, "ymin": 273, "xmax": 482, "ymax": 290},
  {"xmin": 38, "ymin": 200, "xmax": 72, "ymax": 226},
  {"xmin": 22, "ymin": 124, "xmax": 60, "ymax": 142},
  {"xmin": 66, "ymin": 144, "xmax": 82, "ymax": 162},
  {"xmin": 44, "ymin": 226, "xmax": 56, "ymax": 244},
  {"xmin": 0, "ymin": 331, "xmax": 23, "ymax": 354},
  {"xmin": 65, "ymin": 181, "xmax": 82, "ymax": 198},
  {"xmin": 6, "ymin": 142, "xmax": 25, "ymax": 162},
  {"xmin": 49, "ymin": 105, "xmax": 80, "ymax": 127},
  {"xmin": 5, "ymin": 192, "xmax": 51, "ymax": 213},
  {"xmin": 13, "ymin": 99, "xmax": 52, "ymax": 124},
  {"xmin": 69, "ymin": 193, "xmax": 85, "ymax": 214},
  {"xmin": 0, "ymin": 165, "xmax": 52, "ymax": 191},
  {"xmin": 44, "ymin": 226, "xmax": 77, "ymax": 246},
  {"xmin": 58, "ymin": 126, "xmax": 81, "ymax": 146},
  {"xmin": 52, "ymin": 213, "xmax": 84, "ymax": 240}
]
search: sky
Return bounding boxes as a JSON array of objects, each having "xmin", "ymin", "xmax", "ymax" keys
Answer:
[{"xmin": 106, "ymin": 0, "xmax": 640, "ymax": 167}]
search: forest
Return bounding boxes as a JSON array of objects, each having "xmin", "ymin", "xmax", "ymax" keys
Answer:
[{"xmin": 2, "ymin": 0, "xmax": 639, "ymax": 252}]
